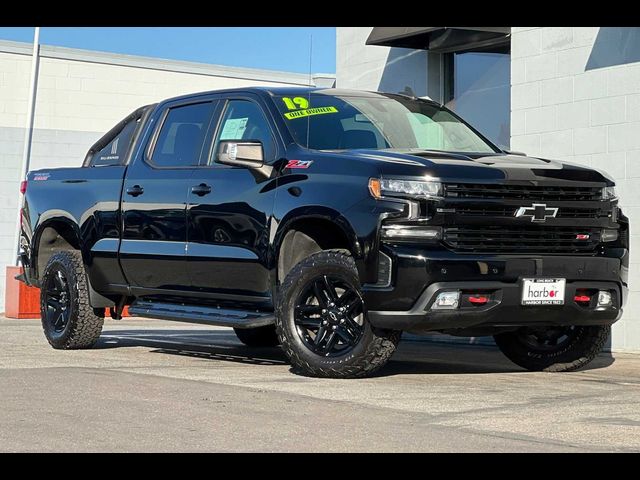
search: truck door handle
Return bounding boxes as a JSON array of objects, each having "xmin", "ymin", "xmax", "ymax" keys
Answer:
[
  {"xmin": 191, "ymin": 183, "xmax": 212, "ymax": 196},
  {"xmin": 126, "ymin": 185, "xmax": 144, "ymax": 197}
]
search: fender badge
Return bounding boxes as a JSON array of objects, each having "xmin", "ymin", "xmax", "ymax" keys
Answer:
[{"xmin": 285, "ymin": 160, "xmax": 313, "ymax": 169}]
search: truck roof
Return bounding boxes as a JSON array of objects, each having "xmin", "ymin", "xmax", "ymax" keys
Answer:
[{"xmin": 161, "ymin": 87, "xmax": 433, "ymax": 105}]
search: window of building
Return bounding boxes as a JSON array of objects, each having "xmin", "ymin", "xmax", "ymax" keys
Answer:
[
  {"xmin": 211, "ymin": 100, "xmax": 275, "ymax": 164},
  {"xmin": 443, "ymin": 52, "xmax": 511, "ymax": 149},
  {"xmin": 150, "ymin": 102, "xmax": 213, "ymax": 168}
]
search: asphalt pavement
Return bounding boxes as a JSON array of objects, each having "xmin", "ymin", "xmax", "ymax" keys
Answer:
[{"xmin": 1, "ymin": 316, "xmax": 639, "ymax": 452}]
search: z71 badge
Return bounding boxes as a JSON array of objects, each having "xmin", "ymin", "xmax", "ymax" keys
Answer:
[{"xmin": 285, "ymin": 160, "xmax": 313, "ymax": 169}]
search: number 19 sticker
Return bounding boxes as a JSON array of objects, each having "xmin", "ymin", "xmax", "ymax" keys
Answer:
[
  {"xmin": 282, "ymin": 97, "xmax": 309, "ymax": 110},
  {"xmin": 281, "ymin": 97, "xmax": 339, "ymax": 120}
]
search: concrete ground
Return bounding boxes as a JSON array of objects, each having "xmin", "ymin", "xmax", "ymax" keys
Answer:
[{"xmin": 0, "ymin": 316, "xmax": 639, "ymax": 452}]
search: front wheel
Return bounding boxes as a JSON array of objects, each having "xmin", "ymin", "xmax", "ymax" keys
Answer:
[
  {"xmin": 494, "ymin": 325, "xmax": 610, "ymax": 372},
  {"xmin": 276, "ymin": 250, "xmax": 401, "ymax": 378}
]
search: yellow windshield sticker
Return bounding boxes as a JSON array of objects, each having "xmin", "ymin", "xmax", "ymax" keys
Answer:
[
  {"xmin": 284, "ymin": 106, "xmax": 338, "ymax": 120},
  {"xmin": 282, "ymin": 96, "xmax": 309, "ymax": 110}
]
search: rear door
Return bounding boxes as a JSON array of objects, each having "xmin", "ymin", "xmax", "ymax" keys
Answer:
[
  {"xmin": 80, "ymin": 108, "xmax": 149, "ymax": 293},
  {"xmin": 120, "ymin": 98, "xmax": 217, "ymax": 293},
  {"xmin": 186, "ymin": 94, "xmax": 281, "ymax": 304}
]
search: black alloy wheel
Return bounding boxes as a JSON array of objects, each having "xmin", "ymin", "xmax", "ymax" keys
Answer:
[
  {"xmin": 517, "ymin": 326, "xmax": 577, "ymax": 351},
  {"xmin": 276, "ymin": 250, "xmax": 401, "ymax": 378},
  {"xmin": 44, "ymin": 270, "xmax": 71, "ymax": 334},
  {"xmin": 294, "ymin": 274, "xmax": 365, "ymax": 357},
  {"xmin": 40, "ymin": 250, "xmax": 104, "ymax": 349},
  {"xmin": 494, "ymin": 324, "xmax": 610, "ymax": 372}
]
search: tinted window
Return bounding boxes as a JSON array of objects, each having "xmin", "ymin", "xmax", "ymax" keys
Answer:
[
  {"xmin": 91, "ymin": 119, "xmax": 137, "ymax": 166},
  {"xmin": 150, "ymin": 102, "xmax": 212, "ymax": 167},
  {"xmin": 445, "ymin": 52, "xmax": 510, "ymax": 148},
  {"xmin": 211, "ymin": 100, "xmax": 275, "ymax": 164}
]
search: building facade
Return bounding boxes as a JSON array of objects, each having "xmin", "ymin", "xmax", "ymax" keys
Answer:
[
  {"xmin": 0, "ymin": 39, "xmax": 334, "ymax": 312},
  {"xmin": 337, "ymin": 27, "xmax": 639, "ymax": 351}
]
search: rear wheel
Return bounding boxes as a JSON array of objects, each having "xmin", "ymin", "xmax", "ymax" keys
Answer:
[
  {"xmin": 40, "ymin": 251, "xmax": 104, "ymax": 349},
  {"xmin": 494, "ymin": 325, "xmax": 610, "ymax": 372},
  {"xmin": 234, "ymin": 325, "xmax": 279, "ymax": 347},
  {"xmin": 276, "ymin": 250, "xmax": 401, "ymax": 378}
]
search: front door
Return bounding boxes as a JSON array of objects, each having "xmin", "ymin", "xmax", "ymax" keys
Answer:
[
  {"xmin": 186, "ymin": 96, "xmax": 280, "ymax": 305},
  {"xmin": 120, "ymin": 99, "xmax": 216, "ymax": 292}
]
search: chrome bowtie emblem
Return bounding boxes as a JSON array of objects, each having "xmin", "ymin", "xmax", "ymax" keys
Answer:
[{"xmin": 514, "ymin": 203, "xmax": 558, "ymax": 222}]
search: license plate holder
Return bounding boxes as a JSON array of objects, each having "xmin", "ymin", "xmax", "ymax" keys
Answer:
[{"xmin": 521, "ymin": 278, "xmax": 566, "ymax": 306}]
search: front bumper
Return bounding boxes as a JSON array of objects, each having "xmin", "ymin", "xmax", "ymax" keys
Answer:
[{"xmin": 363, "ymin": 246, "xmax": 628, "ymax": 333}]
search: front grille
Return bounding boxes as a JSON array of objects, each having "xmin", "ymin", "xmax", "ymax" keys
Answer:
[
  {"xmin": 455, "ymin": 205, "xmax": 601, "ymax": 219},
  {"xmin": 445, "ymin": 183, "xmax": 602, "ymax": 201},
  {"xmin": 443, "ymin": 226, "xmax": 600, "ymax": 254}
]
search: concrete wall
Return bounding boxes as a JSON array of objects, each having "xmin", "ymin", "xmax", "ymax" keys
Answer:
[
  {"xmin": 0, "ymin": 39, "xmax": 332, "ymax": 312},
  {"xmin": 511, "ymin": 27, "xmax": 640, "ymax": 350},
  {"xmin": 336, "ymin": 27, "xmax": 441, "ymax": 100}
]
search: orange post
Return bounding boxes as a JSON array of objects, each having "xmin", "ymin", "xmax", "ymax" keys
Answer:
[
  {"xmin": 5, "ymin": 266, "xmax": 40, "ymax": 319},
  {"xmin": 4, "ymin": 266, "xmax": 131, "ymax": 319}
]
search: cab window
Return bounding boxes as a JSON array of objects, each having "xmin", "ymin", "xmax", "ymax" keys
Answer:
[
  {"xmin": 150, "ymin": 102, "xmax": 213, "ymax": 168},
  {"xmin": 211, "ymin": 100, "xmax": 276, "ymax": 164}
]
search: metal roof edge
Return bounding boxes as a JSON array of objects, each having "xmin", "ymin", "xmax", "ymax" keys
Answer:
[{"xmin": 0, "ymin": 38, "xmax": 335, "ymax": 86}]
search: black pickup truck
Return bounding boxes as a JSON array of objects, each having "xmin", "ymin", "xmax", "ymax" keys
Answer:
[{"xmin": 18, "ymin": 87, "xmax": 628, "ymax": 378}]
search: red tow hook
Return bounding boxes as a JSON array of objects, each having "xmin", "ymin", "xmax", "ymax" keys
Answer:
[
  {"xmin": 574, "ymin": 295, "xmax": 591, "ymax": 304},
  {"xmin": 468, "ymin": 296, "xmax": 489, "ymax": 305}
]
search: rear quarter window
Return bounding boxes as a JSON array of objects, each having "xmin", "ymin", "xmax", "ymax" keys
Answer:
[{"xmin": 90, "ymin": 120, "xmax": 138, "ymax": 167}]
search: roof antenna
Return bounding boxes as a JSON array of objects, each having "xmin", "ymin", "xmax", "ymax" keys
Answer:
[{"xmin": 306, "ymin": 34, "xmax": 313, "ymax": 150}]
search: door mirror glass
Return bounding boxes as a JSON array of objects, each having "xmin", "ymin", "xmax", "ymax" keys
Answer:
[{"xmin": 217, "ymin": 140, "xmax": 264, "ymax": 168}]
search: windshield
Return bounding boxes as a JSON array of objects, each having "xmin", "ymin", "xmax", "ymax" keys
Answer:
[{"xmin": 275, "ymin": 93, "xmax": 498, "ymax": 154}]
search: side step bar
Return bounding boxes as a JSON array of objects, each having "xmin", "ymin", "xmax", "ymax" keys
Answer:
[{"xmin": 128, "ymin": 300, "xmax": 275, "ymax": 329}]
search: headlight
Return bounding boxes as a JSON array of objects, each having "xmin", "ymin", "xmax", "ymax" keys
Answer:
[
  {"xmin": 602, "ymin": 186, "xmax": 617, "ymax": 200},
  {"xmin": 369, "ymin": 178, "xmax": 442, "ymax": 199}
]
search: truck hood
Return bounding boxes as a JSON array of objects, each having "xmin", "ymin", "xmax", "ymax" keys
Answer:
[{"xmin": 340, "ymin": 149, "xmax": 614, "ymax": 186}]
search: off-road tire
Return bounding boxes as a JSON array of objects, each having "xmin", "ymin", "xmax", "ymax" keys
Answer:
[
  {"xmin": 40, "ymin": 251, "xmax": 104, "ymax": 349},
  {"xmin": 494, "ymin": 325, "xmax": 610, "ymax": 372},
  {"xmin": 234, "ymin": 325, "xmax": 280, "ymax": 347},
  {"xmin": 276, "ymin": 250, "xmax": 401, "ymax": 378}
]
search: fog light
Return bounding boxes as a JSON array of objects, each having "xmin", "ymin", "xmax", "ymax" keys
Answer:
[
  {"xmin": 597, "ymin": 291, "xmax": 612, "ymax": 307},
  {"xmin": 432, "ymin": 291, "xmax": 460, "ymax": 310},
  {"xmin": 601, "ymin": 229, "xmax": 619, "ymax": 242}
]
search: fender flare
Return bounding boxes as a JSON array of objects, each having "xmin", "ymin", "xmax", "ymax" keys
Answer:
[
  {"xmin": 31, "ymin": 214, "xmax": 114, "ymax": 308},
  {"xmin": 273, "ymin": 206, "xmax": 362, "ymax": 259},
  {"xmin": 32, "ymin": 213, "xmax": 84, "ymax": 270}
]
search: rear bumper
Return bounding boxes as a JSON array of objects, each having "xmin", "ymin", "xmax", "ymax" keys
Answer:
[{"xmin": 363, "ymin": 246, "xmax": 628, "ymax": 333}]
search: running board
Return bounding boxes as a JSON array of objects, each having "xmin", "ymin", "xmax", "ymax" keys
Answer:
[{"xmin": 128, "ymin": 300, "xmax": 275, "ymax": 329}]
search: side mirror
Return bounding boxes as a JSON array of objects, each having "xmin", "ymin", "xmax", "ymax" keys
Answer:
[{"xmin": 217, "ymin": 140, "xmax": 264, "ymax": 168}]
